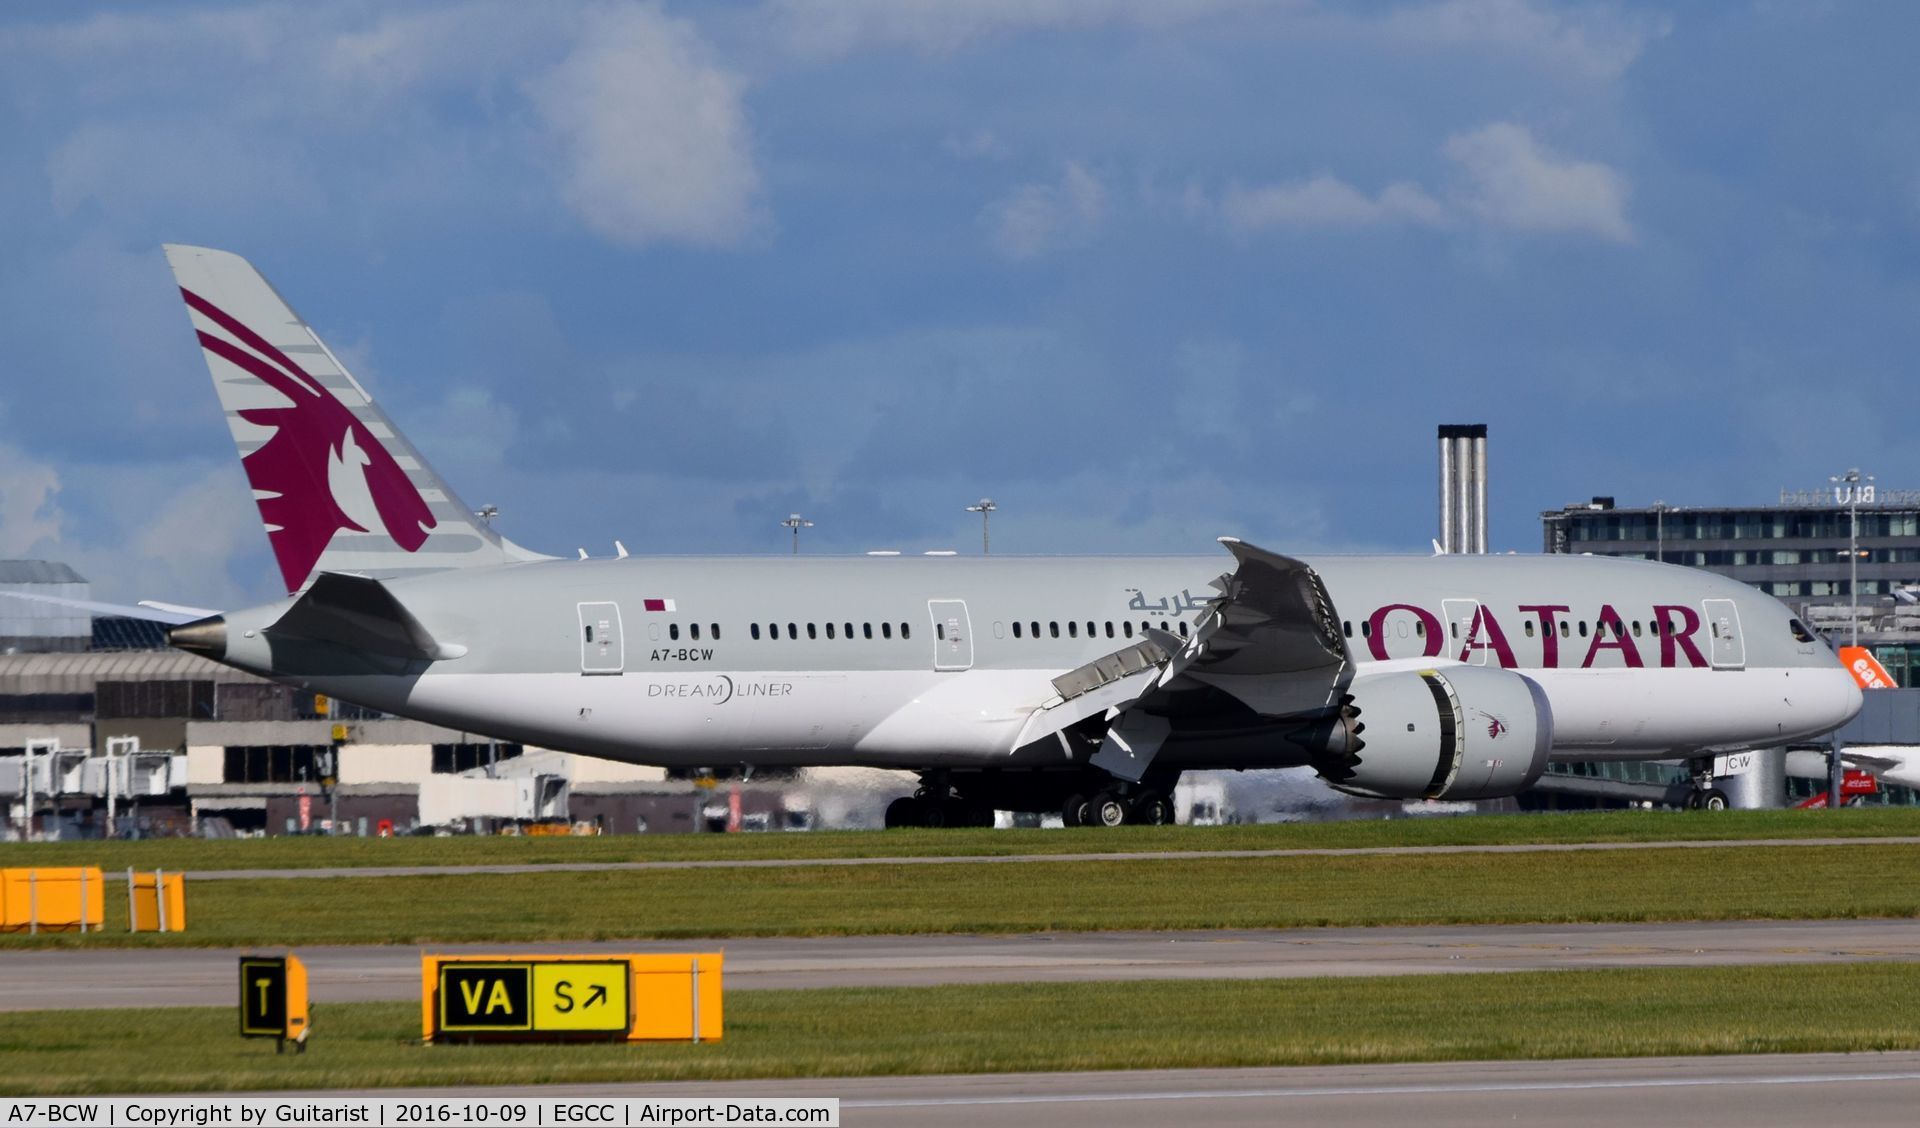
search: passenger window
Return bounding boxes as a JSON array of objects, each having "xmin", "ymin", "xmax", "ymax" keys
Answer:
[
  {"xmin": 826, "ymin": 623, "xmax": 836, "ymax": 639},
  {"xmin": 1068, "ymin": 622, "xmax": 1079, "ymax": 638},
  {"xmin": 1178, "ymin": 621, "xmax": 1190, "ymax": 638},
  {"xmin": 844, "ymin": 622, "xmax": 854, "ymax": 640},
  {"xmin": 712, "ymin": 624, "xmax": 721, "ymax": 640},
  {"xmin": 670, "ymin": 623, "xmax": 680, "ymax": 641},
  {"xmin": 1631, "ymin": 621, "xmax": 1641, "ymax": 637},
  {"xmin": 1578, "ymin": 621, "xmax": 1588, "ymax": 637},
  {"xmin": 1361, "ymin": 621, "xmax": 1371, "ymax": 638},
  {"xmin": 864, "ymin": 623, "xmax": 873, "ymax": 640},
  {"xmin": 1123, "ymin": 622, "xmax": 1134, "ymax": 639},
  {"xmin": 690, "ymin": 623, "xmax": 701, "ymax": 641},
  {"xmin": 751, "ymin": 623, "xmax": 761, "ymax": 640},
  {"xmin": 1342, "ymin": 621, "xmax": 1352, "ymax": 638},
  {"xmin": 1105, "ymin": 622, "xmax": 1115, "ymax": 638},
  {"xmin": 1415, "ymin": 621, "xmax": 1426, "ymax": 637},
  {"xmin": 1711, "ymin": 622, "xmax": 1721, "ymax": 639},
  {"xmin": 1031, "ymin": 622, "xmax": 1040, "ymax": 638},
  {"xmin": 1524, "ymin": 621, "xmax": 1535, "ymax": 638},
  {"xmin": 1050, "ymin": 622, "xmax": 1060, "ymax": 638},
  {"xmin": 936, "ymin": 623, "xmax": 946, "ymax": 640},
  {"xmin": 882, "ymin": 622, "xmax": 893, "ymax": 639},
  {"xmin": 901, "ymin": 623, "xmax": 911, "ymax": 639},
  {"xmin": 584, "ymin": 625, "xmax": 594, "ymax": 643},
  {"xmin": 1559, "ymin": 622, "xmax": 1569, "ymax": 638},
  {"xmin": 788, "ymin": 623, "xmax": 798, "ymax": 640},
  {"xmin": 1087, "ymin": 622, "xmax": 1096, "ymax": 638},
  {"xmin": 1013, "ymin": 621, "xmax": 1023, "ymax": 638},
  {"xmin": 807, "ymin": 623, "xmax": 818, "ymax": 640},
  {"xmin": 1450, "ymin": 622, "xmax": 1459, "ymax": 639}
]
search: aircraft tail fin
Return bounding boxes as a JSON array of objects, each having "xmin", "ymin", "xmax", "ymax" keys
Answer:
[
  {"xmin": 163, "ymin": 244, "xmax": 550, "ymax": 594},
  {"xmin": 1838, "ymin": 646, "xmax": 1896, "ymax": 690}
]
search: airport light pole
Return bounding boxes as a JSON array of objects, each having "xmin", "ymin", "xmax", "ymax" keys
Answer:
[
  {"xmin": 1651, "ymin": 500, "xmax": 1668, "ymax": 564},
  {"xmin": 1832, "ymin": 469, "xmax": 1873, "ymax": 646},
  {"xmin": 781, "ymin": 513, "xmax": 814, "ymax": 554},
  {"xmin": 966, "ymin": 498, "xmax": 997, "ymax": 554}
]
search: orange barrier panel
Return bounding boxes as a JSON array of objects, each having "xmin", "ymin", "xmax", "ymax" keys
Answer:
[
  {"xmin": 128, "ymin": 870, "xmax": 187, "ymax": 933},
  {"xmin": 0, "ymin": 868, "xmax": 105, "ymax": 933}
]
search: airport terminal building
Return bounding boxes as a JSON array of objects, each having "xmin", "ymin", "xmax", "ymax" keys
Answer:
[{"xmin": 1542, "ymin": 485, "xmax": 1920, "ymax": 685}]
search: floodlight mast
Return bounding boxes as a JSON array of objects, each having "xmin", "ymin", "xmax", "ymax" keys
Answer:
[
  {"xmin": 781, "ymin": 513, "xmax": 814, "ymax": 555},
  {"xmin": 965, "ymin": 499, "xmax": 997, "ymax": 554}
]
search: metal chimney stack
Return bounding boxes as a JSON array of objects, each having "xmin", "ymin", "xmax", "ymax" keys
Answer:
[{"xmin": 1438, "ymin": 424, "xmax": 1488, "ymax": 554}]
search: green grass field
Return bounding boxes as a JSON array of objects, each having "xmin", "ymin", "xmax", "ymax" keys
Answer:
[
  {"xmin": 4, "ymin": 964, "xmax": 1918, "ymax": 1095},
  {"xmin": 1, "ymin": 808, "xmax": 1915, "ymax": 874},
  {"xmin": 4, "ymin": 842, "xmax": 1917, "ymax": 948}
]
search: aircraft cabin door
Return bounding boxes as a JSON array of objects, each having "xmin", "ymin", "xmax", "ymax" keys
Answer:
[
  {"xmin": 578, "ymin": 601, "xmax": 624, "ymax": 675},
  {"xmin": 1702, "ymin": 598, "xmax": 1745, "ymax": 670},
  {"xmin": 1442, "ymin": 599, "xmax": 1488, "ymax": 665},
  {"xmin": 928, "ymin": 599, "xmax": 974, "ymax": 672}
]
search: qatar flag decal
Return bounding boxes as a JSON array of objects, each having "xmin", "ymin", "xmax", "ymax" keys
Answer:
[{"xmin": 643, "ymin": 598, "xmax": 677, "ymax": 612}]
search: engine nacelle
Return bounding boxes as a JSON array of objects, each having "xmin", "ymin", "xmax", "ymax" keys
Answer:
[{"xmin": 1305, "ymin": 665, "xmax": 1553, "ymax": 800}]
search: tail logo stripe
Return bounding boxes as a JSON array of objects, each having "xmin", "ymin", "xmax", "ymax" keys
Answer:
[{"xmin": 181, "ymin": 287, "xmax": 438, "ymax": 592}]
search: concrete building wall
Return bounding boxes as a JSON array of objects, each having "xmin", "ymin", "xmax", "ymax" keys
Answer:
[
  {"xmin": 341, "ymin": 743, "xmax": 432, "ymax": 785},
  {"xmin": 569, "ymin": 756, "xmax": 668, "ymax": 785}
]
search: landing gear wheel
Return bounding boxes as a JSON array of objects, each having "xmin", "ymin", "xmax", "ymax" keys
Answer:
[
  {"xmin": 1088, "ymin": 792, "xmax": 1129, "ymax": 828},
  {"xmin": 920, "ymin": 801, "xmax": 950, "ymax": 828},
  {"xmin": 884, "ymin": 797, "xmax": 922, "ymax": 828},
  {"xmin": 1131, "ymin": 792, "xmax": 1174, "ymax": 826},
  {"xmin": 1702, "ymin": 789, "xmax": 1730, "ymax": 811},
  {"xmin": 1062, "ymin": 793, "xmax": 1091, "ymax": 828},
  {"xmin": 1683, "ymin": 791, "xmax": 1702, "ymax": 811}
]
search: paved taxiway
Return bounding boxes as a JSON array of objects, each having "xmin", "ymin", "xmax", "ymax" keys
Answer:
[
  {"xmin": 132, "ymin": 834, "xmax": 1920, "ymax": 880},
  {"xmin": 8, "ymin": 918, "xmax": 1918, "ymax": 1011},
  {"xmin": 259, "ymin": 1053, "xmax": 1920, "ymax": 1127}
]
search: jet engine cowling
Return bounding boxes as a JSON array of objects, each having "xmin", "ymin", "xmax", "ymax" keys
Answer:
[{"xmin": 1303, "ymin": 665, "xmax": 1553, "ymax": 801}]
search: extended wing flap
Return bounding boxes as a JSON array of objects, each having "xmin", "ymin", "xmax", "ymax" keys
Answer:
[
  {"xmin": 268, "ymin": 573, "xmax": 464, "ymax": 662},
  {"xmin": 1170, "ymin": 538, "xmax": 1353, "ymax": 717}
]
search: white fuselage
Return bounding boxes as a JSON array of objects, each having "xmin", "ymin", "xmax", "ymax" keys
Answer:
[{"xmin": 214, "ymin": 552, "xmax": 1864, "ymax": 772}]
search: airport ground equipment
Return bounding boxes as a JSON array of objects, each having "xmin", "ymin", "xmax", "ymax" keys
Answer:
[
  {"xmin": 126, "ymin": 868, "xmax": 186, "ymax": 933},
  {"xmin": 239, "ymin": 954, "xmax": 311, "ymax": 1052},
  {"xmin": 421, "ymin": 953, "xmax": 722, "ymax": 1044},
  {"xmin": 0, "ymin": 867, "xmax": 104, "ymax": 933}
]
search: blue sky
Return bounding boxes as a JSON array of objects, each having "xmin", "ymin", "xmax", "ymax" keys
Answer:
[{"xmin": 2, "ymin": 1, "xmax": 1918, "ymax": 607}]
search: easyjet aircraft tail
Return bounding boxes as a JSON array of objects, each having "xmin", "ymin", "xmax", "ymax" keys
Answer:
[{"xmin": 164, "ymin": 245, "xmax": 551, "ymax": 593}]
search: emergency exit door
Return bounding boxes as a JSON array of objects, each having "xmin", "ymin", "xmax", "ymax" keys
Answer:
[
  {"xmin": 578, "ymin": 601, "xmax": 624, "ymax": 674},
  {"xmin": 1702, "ymin": 598, "xmax": 1745, "ymax": 670},
  {"xmin": 928, "ymin": 600, "xmax": 973, "ymax": 671}
]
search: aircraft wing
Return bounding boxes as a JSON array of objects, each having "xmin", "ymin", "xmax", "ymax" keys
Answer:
[
  {"xmin": 1168, "ymin": 537, "xmax": 1353, "ymax": 715},
  {"xmin": 1020, "ymin": 537, "xmax": 1354, "ymax": 780}
]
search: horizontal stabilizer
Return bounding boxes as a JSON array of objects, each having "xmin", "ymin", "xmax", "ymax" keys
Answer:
[
  {"xmin": 268, "ymin": 573, "xmax": 465, "ymax": 661},
  {"xmin": 0, "ymin": 590, "xmax": 207, "ymax": 626}
]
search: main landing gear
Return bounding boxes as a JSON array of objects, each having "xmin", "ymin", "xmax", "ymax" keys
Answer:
[
  {"xmin": 1062, "ymin": 787, "xmax": 1174, "ymax": 828},
  {"xmin": 881, "ymin": 770, "xmax": 1180, "ymax": 829}
]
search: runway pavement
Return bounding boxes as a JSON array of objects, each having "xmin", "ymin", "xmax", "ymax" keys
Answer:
[
  {"xmin": 82, "ymin": 834, "xmax": 1920, "ymax": 881},
  {"xmin": 261, "ymin": 1053, "xmax": 1920, "ymax": 1127},
  {"xmin": 7, "ymin": 918, "xmax": 1918, "ymax": 1011}
]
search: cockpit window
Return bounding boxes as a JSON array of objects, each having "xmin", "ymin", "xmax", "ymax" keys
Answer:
[{"xmin": 1788, "ymin": 619, "xmax": 1815, "ymax": 643}]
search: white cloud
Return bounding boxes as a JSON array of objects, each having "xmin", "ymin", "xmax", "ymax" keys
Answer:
[
  {"xmin": 1375, "ymin": 0, "xmax": 1671, "ymax": 81},
  {"xmin": 770, "ymin": 0, "xmax": 1268, "ymax": 55},
  {"xmin": 944, "ymin": 127, "xmax": 1011, "ymax": 160},
  {"xmin": 1443, "ymin": 122, "xmax": 1633, "ymax": 241},
  {"xmin": 983, "ymin": 161, "xmax": 1108, "ymax": 259},
  {"xmin": 1221, "ymin": 175, "xmax": 1446, "ymax": 231},
  {"xmin": 528, "ymin": 5, "xmax": 764, "ymax": 248},
  {"xmin": 1214, "ymin": 122, "xmax": 1630, "ymax": 242},
  {"xmin": 0, "ymin": 442, "xmax": 63, "ymax": 556}
]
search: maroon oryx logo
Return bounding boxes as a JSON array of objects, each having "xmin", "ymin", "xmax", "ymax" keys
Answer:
[
  {"xmin": 182, "ymin": 288, "xmax": 436, "ymax": 592},
  {"xmin": 1475, "ymin": 710, "xmax": 1509, "ymax": 740}
]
